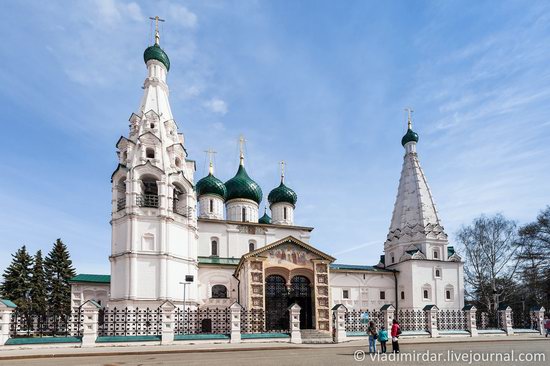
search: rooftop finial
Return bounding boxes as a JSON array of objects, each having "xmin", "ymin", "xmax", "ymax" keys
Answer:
[
  {"xmin": 280, "ymin": 161, "xmax": 286, "ymax": 184},
  {"xmin": 405, "ymin": 107, "xmax": 414, "ymax": 130},
  {"xmin": 238, "ymin": 135, "xmax": 246, "ymax": 166},
  {"xmin": 149, "ymin": 16, "xmax": 165, "ymax": 45},
  {"xmin": 205, "ymin": 148, "xmax": 217, "ymax": 175}
]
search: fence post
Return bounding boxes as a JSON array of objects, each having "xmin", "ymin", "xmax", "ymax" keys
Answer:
[
  {"xmin": 160, "ymin": 301, "xmax": 176, "ymax": 345},
  {"xmin": 288, "ymin": 303, "xmax": 302, "ymax": 344},
  {"xmin": 331, "ymin": 304, "xmax": 347, "ymax": 343},
  {"xmin": 230, "ymin": 302, "xmax": 242, "ymax": 344},
  {"xmin": 81, "ymin": 300, "xmax": 101, "ymax": 347},
  {"xmin": 531, "ymin": 306, "xmax": 545, "ymax": 336},
  {"xmin": 462, "ymin": 305, "xmax": 478, "ymax": 337},
  {"xmin": 0, "ymin": 300, "xmax": 16, "ymax": 346},
  {"xmin": 499, "ymin": 305, "xmax": 514, "ymax": 335},
  {"xmin": 380, "ymin": 304, "xmax": 395, "ymax": 333},
  {"xmin": 423, "ymin": 305, "xmax": 439, "ymax": 338}
]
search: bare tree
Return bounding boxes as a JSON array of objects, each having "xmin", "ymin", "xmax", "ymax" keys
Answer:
[{"xmin": 456, "ymin": 214, "xmax": 521, "ymax": 312}]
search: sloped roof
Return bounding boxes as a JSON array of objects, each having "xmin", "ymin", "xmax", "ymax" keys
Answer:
[
  {"xmin": 198, "ymin": 257, "xmax": 240, "ymax": 266},
  {"xmin": 330, "ymin": 264, "xmax": 394, "ymax": 273},
  {"xmin": 70, "ymin": 274, "xmax": 111, "ymax": 284}
]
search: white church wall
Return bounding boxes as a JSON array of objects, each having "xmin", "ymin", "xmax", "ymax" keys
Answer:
[
  {"xmin": 330, "ymin": 272, "xmax": 396, "ymax": 310},
  {"xmin": 71, "ymin": 283, "xmax": 110, "ymax": 309},
  {"xmin": 197, "ymin": 267, "xmax": 238, "ymax": 307}
]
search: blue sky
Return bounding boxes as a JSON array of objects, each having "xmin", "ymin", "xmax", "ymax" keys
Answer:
[{"xmin": 1, "ymin": 0, "xmax": 549, "ymax": 275}]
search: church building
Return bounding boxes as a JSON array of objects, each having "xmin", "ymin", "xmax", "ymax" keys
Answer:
[{"xmin": 70, "ymin": 26, "xmax": 464, "ymax": 332}]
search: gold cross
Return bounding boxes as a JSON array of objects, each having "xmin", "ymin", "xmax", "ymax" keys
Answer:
[
  {"xmin": 238, "ymin": 135, "xmax": 246, "ymax": 165},
  {"xmin": 404, "ymin": 107, "xmax": 414, "ymax": 129},
  {"xmin": 204, "ymin": 148, "xmax": 217, "ymax": 174},
  {"xmin": 149, "ymin": 16, "xmax": 165, "ymax": 45}
]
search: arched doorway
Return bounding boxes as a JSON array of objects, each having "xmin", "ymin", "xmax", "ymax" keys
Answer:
[
  {"xmin": 265, "ymin": 275, "xmax": 289, "ymax": 331},
  {"xmin": 290, "ymin": 275, "xmax": 313, "ymax": 329}
]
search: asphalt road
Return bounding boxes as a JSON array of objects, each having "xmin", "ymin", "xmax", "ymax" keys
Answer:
[{"xmin": 1, "ymin": 339, "xmax": 549, "ymax": 366}]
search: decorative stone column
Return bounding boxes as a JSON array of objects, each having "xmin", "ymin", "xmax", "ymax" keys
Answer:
[
  {"xmin": 498, "ymin": 305, "xmax": 514, "ymax": 335},
  {"xmin": 160, "ymin": 301, "xmax": 176, "ymax": 345},
  {"xmin": 288, "ymin": 303, "xmax": 302, "ymax": 344},
  {"xmin": 332, "ymin": 304, "xmax": 347, "ymax": 344},
  {"xmin": 423, "ymin": 304, "xmax": 439, "ymax": 338},
  {"xmin": 81, "ymin": 300, "xmax": 101, "ymax": 347},
  {"xmin": 462, "ymin": 305, "xmax": 478, "ymax": 337},
  {"xmin": 230, "ymin": 302, "xmax": 242, "ymax": 344},
  {"xmin": 380, "ymin": 304, "xmax": 395, "ymax": 333},
  {"xmin": 531, "ymin": 306, "xmax": 546, "ymax": 336},
  {"xmin": 0, "ymin": 300, "xmax": 16, "ymax": 346}
]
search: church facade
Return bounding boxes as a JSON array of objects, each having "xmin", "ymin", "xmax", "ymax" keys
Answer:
[{"xmin": 70, "ymin": 28, "xmax": 464, "ymax": 332}]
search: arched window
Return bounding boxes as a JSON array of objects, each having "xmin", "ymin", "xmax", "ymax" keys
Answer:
[
  {"xmin": 433, "ymin": 250, "xmax": 439, "ymax": 259},
  {"xmin": 400, "ymin": 291, "xmax": 405, "ymax": 300},
  {"xmin": 139, "ymin": 176, "xmax": 158, "ymax": 208},
  {"xmin": 211, "ymin": 285, "xmax": 227, "ymax": 299},
  {"xmin": 146, "ymin": 147, "xmax": 155, "ymax": 159},
  {"xmin": 446, "ymin": 290, "xmax": 451, "ymax": 300},
  {"xmin": 211, "ymin": 240, "xmax": 218, "ymax": 256},
  {"xmin": 175, "ymin": 157, "xmax": 182, "ymax": 168},
  {"xmin": 116, "ymin": 178, "xmax": 126, "ymax": 211},
  {"xmin": 242, "ymin": 207, "xmax": 247, "ymax": 222},
  {"xmin": 173, "ymin": 185, "xmax": 186, "ymax": 215},
  {"xmin": 422, "ymin": 284, "xmax": 432, "ymax": 301},
  {"xmin": 423, "ymin": 290, "xmax": 429, "ymax": 299},
  {"xmin": 209, "ymin": 199, "xmax": 214, "ymax": 213},
  {"xmin": 150, "ymin": 123, "xmax": 155, "ymax": 129},
  {"xmin": 249, "ymin": 241, "xmax": 255, "ymax": 252},
  {"xmin": 435, "ymin": 269, "xmax": 441, "ymax": 278},
  {"xmin": 283, "ymin": 207, "xmax": 287, "ymax": 220},
  {"xmin": 445, "ymin": 285, "xmax": 454, "ymax": 301}
]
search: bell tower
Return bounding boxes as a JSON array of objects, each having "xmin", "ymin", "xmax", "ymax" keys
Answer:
[{"xmin": 109, "ymin": 19, "xmax": 199, "ymax": 308}]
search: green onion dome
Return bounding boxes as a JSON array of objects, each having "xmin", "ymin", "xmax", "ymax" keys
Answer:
[
  {"xmin": 196, "ymin": 173, "xmax": 227, "ymax": 200},
  {"xmin": 225, "ymin": 165, "xmax": 263, "ymax": 204},
  {"xmin": 144, "ymin": 44, "xmax": 170, "ymax": 71},
  {"xmin": 401, "ymin": 128, "xmax": 419, "ymax": 146},
  {"xmin": 259, "ymin": 210, "xmax": 271, "ymax": 224},
  {"xmin": 268, "ymin": 182, "xmax": 298, "ymax": 206}
]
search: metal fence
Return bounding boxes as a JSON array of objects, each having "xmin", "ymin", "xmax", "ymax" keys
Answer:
[
  {"xmin": 9, "ymin": 310, "xmax": 83, "ymax": 338},
  {"xmin": 240, "ymin": 309, "xmax": 289, "ymax": 333},
  {"xmin": 98, "ymin": 307, "xmax": 162, "ymax": 337},
  {"xmin": 344, "ymin": 309, "xmax": 384, "ymax": 332},
  {"xmin": 475, "ymin": 311, "xmax": 501, "ymax": 330},
  {"xmin": 512, "ymin": 311, "xmax": 539, "ymax": 330},
  {"xmin": 437, "ymin": 309, "xmax": 467, "ymax": 331},
  {"xmin": 175, "ymin": 307, "xmax": 230, "ymax": 335},
  {"xmin": 396, "ymin": 309, "xmax": 428, "ymax": 332}
]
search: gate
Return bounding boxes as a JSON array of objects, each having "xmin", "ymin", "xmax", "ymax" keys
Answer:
[{"xmin": 265, "ymin": 275, "xmax": 289, "ymax": 331}]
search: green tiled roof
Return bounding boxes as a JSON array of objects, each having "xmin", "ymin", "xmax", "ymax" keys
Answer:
[
  {"xmin": 70, "ymin": 274, "xmax": 111, "ymax": 284},
  {"xmin": 401, "ymin": 128, "xmax": 419, "ymax": 146},
  {"xmin": 225, "ymin": 164, "xmax": 262, "ymax": 204},
  {"xmin": 259, "ymin": 211, "xmax": 271, "ymax": 224},
  {"xmin": 196, "ymin": 173, "xmax": 227, "ymax": 200},
  {"xmin": 144, "ymin": 44, "xmax": 170, "ymax": 71},
  {"xmin": 330, "ymin": 264, "xmax": 392, "ymax": 272},
  {"xmin": 198, "ymin": 256, "xmax": 240, "ymax": 266},
  {"xmin": 0, "ymin": 299, "xmax": 17, "ymax": 308},
  {"xmin": 268, "ymin": 182, "xmax": 297, "ymax": 206},
  {"xmin": 447, "ymin": 246, "xmax": 455, "ymax": 257}
]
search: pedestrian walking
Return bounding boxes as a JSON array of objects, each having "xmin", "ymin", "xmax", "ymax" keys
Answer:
[
  {"xmin": 378, "ymin": 325, "xmax": 389, "ymax": 353},
  {"xmin": 367, "ymin": 321, "xmax": 377, "ymax": 353},
  {"xmin": 544, "ymin": 315, "xmax": 550, "ymax": 338},
  {"xmin": 391, "ymin": 319, "xmax": 401, "ymax": 353}
]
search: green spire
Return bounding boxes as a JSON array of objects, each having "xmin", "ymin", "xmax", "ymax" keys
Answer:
[{"xmin": 143, "ymin": 16, "xmax": 170, "ymax": 71}]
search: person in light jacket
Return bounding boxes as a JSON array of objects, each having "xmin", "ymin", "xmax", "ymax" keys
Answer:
[{"xmin": 378, "ymin": 326, "xmax": 389, "ymax": 353}]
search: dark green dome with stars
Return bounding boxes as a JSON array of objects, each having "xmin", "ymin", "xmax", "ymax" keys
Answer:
[
  {"xmin": 401, "ymin": 128, "xmax": 419, "ymax": 146},
  {"xmin": 225, "ymin": 164, "xmax": 263, "ymax": 204},
  {"xmin": 144, "ymin": 44, "xmax": 170, "ymax": 71},
  {"xmin": 268, "ymin": 182, "xmax": 298, "ymax": 206},
  {"xmin": 196, "ymin": 173, "xmax": 227, "ymax": 200}
]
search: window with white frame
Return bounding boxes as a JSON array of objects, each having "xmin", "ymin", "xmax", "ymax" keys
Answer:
[
  {"xmin": 422, "ymin": 285, "xmax": 432, "ymax": 301},
  {"xmin": 342, "ymin": 289, "xmax": 350, "ymax": 299},
  {"xmin": 380, "ymin": 291, "xmax": 386, "ymax": 300},
  {"xmin": 211, "ymin": 239, "xmax": 219, "ymax": 257},
  {"xmin": 434, "ymin": 267, "xmax": 442, "ymax": 279},
  {"xmin": 445, "ymin": 285, "xmax": 454, "ymax": 301}
]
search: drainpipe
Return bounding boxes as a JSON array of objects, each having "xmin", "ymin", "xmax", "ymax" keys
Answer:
[{"xmin": 393, "ymin": 270, "xmax": 398, "ymax": 312}]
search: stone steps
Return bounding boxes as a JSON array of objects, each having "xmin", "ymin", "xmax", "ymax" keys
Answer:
[{"xmin": 300, "ymin": 329, "xmax": 333, "ymax": 344}]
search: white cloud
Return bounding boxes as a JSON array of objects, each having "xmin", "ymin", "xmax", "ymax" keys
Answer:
[
  {"xmin": 204, "ymin": 98, "xmax": 228, "ymax": 115},
  {"xmin": 169, "ymin": 4, "xmax": 198, "ymax": 29}
]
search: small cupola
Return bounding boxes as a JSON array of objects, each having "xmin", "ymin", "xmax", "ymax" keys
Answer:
[{"xmin": 268, "ymin": 161, "xmax": 297, "ymax": 225}]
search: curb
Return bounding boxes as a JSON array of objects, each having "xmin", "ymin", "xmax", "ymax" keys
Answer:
[{"xmin": 0, "ymin": 336, "xmax": 547, "ymax": 361}]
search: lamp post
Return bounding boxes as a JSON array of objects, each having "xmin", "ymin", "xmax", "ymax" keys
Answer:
[{"xmin": 179, "ymin": 282, "xmax": 189, "ymax": 310}]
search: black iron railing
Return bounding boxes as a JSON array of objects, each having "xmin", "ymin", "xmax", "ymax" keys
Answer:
[
  {"xmin": 437, "ymin": 309, "xmax": 467, "ymax": 331},
  {"xmin": 396, "ymin": 309, "xmax": 428, "ymax": 332},
  {"xmin": 137, "ymin": 194, "xmax": 159, "ymax": 208},
  {"xmin": 344, "ymin": 309, "xmax": 384, "ymax": 332},
  {"xmin": 9, "ymin": 310, "xmax": 83, "ymax": 338},
  {"xmin": 98, "ymin": 307, "xmax": 162, "ymax": 336},
  {"xmin": 175, "ymin": 307, "xmax": 230, "ymax": 335},
  {"xmin": 475, "ymin": 311, "xmax": 501, "ymax": 330}
]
